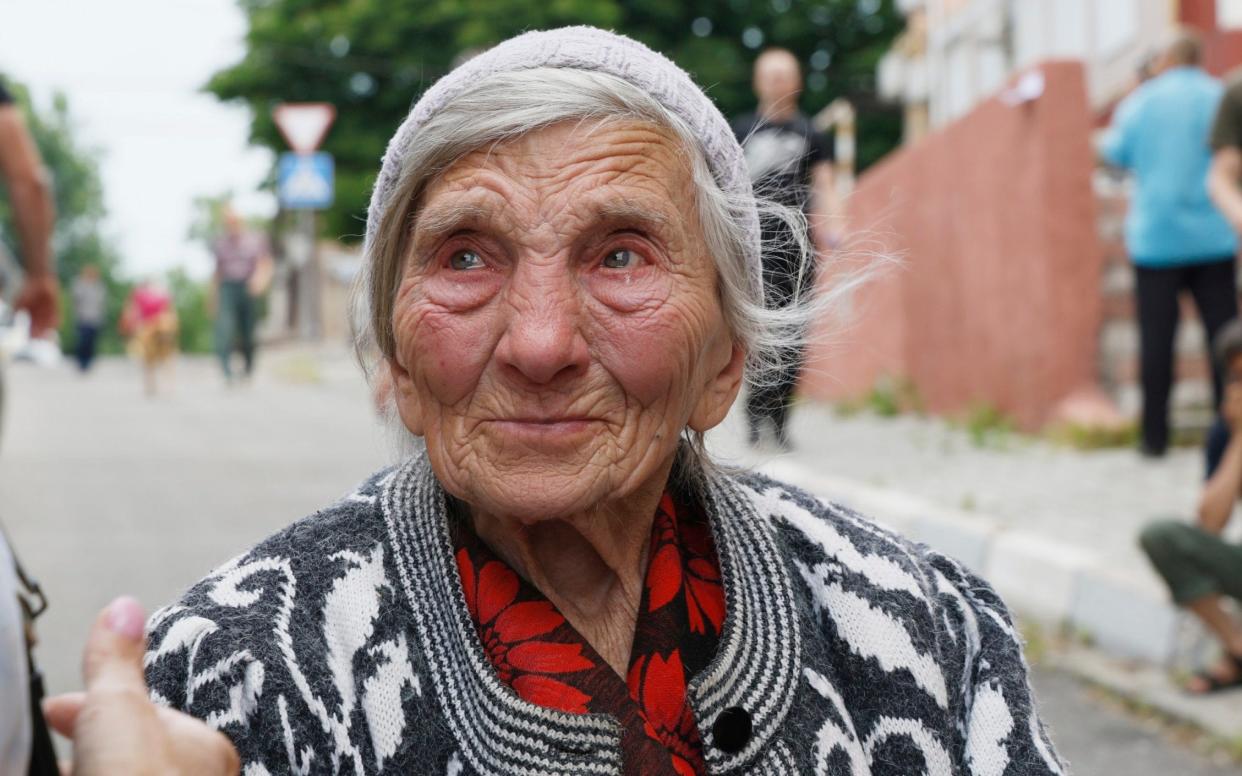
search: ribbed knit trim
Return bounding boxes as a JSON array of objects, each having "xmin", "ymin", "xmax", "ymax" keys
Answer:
[
  {"xmin": 382, "ymin": 457, "xmax": 621, "ymax": 776},
  {"xmin": 688, "ymin": 468, "xmax": 802, "ymax": 772},
  {"xmin": 380, "ymin": 456, "xmax": 801, "ymax": 774}
]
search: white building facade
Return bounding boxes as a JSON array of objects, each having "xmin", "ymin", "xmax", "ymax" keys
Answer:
[{"xmin": 881, "ymin": 0, "xmax": 1242, "ymax": 138}]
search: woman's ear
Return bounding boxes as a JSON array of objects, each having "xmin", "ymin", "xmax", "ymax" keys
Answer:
[
  {"xmin": 688, "ymin": 340, "xmax": 747, "ymax": 433},
  {"xmin": 385, "ymin": 354, "xmax": 425, "ymax": 437}
]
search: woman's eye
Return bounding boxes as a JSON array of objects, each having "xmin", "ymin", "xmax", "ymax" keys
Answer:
[
  {"xmin": 601, "ymin": 248, "xmax": 637, "ymax": 269},
  {"xmin": 449, "ymin": 249, "xmax": 485, "ymax": 271}
]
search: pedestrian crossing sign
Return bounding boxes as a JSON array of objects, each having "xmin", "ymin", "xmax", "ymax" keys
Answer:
[{"xmin": 277, "ymin": 152, "xmax": 334, "ymax": 210}]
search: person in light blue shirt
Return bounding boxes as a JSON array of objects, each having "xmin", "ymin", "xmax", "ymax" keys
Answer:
[{"xmin": 1101, "ymin": 28, "xmax": 1239, "ymax": 457}]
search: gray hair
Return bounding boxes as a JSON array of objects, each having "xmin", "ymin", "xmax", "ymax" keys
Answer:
[
  {"xmin": 1161, "ymin": 26, "xmax": 1203, "ymax": 67},
  {"xmin": 356, "ymin": 67, "xmax": 848, "ymax": 468}
]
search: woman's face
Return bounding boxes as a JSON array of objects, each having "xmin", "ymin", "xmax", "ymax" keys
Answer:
[{"xmin": 387, "ymin": 120, "xmax": 745, "ymax": 521}]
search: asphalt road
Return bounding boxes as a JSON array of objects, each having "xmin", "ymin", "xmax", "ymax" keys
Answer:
[
  {"xmin": 2, "ymin": 351, "xmax": 1238, "ymax": 774},
  {"xmin": 1033, "ymin": 667, "xmax": 1240, "ymax": 775}
]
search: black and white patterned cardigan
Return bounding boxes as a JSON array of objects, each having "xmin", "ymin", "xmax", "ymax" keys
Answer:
[{"xmin": 144, "ymin": 456, "xmax": 1066, "ymax": 776}]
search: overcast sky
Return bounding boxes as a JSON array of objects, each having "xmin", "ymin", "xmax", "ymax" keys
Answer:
[{"xmin": 1, "ymin": 0, "xmax": 274, "ymax": 279}]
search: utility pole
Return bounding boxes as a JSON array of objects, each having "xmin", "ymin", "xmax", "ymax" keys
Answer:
[{"xmin": 272, "ymin": 102, "xmax": 336, "ymax": 341}]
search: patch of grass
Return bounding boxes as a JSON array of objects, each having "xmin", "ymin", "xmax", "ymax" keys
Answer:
[
  {"xmin": 1227, "ymin": 735, "xmax": 1242, "ymax": 762},
  {"xmin": 1171, "ymin": 425, "xmax": 1210, "ymax": 449},
  {"xmin": 1071, "ymin": 626, "xmax": 1097, "ymax": 649},
  {"xmin": 835, "ymin": 375, "xmax": 924, "ymax": 418},
  {"xmin": 1046, "ymin": 420, "xmax": 1139, "ymax": 450},
  {"xmin": 959, "ymin": 403, "xmax": 1013, "ymax": 449},
  {"xmin": 1020, "ymin": 620, "xmax": 1050, "ymax": 664}
]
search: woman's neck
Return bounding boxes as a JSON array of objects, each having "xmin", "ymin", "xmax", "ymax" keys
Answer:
[{"xmin": 469, "ymin": 475, "xmax": 668, "ymax": 677}]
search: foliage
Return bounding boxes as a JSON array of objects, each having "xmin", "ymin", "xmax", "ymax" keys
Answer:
[
  {"xmin": 835, "ymin": 374, "xmax": 923, "ymax": 418},
  {"xmin": 187, "ymin": 191, "xmax": 235, "ymax": 246},
  {"xmin": 209, "ymin": 0, "xmax": 904, "ymax": 243},
  {"xmin": 167, "ymin": 267, "xmax": 214, "ymax": 354},
  {"xmin": 1045, "ymin": 419, "xmax": 1139, "ymax": 451},
  {"xmin": 958, "ymin": 402, "xmax": 1013, "ymax": 449},
  {"xmin": 0, "ymin": 82, "xmax": 132, "ymax": 354}
]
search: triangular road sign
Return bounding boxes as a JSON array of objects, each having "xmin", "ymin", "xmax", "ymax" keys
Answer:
[{"xmin": 273, "ymin": 103, "xmax": 337, "ymax": 154}]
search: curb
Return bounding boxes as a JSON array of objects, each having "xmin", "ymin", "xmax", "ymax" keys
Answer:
[
  {"xmin": 1046, "ymin": 647, "xmax": 1242, "ymax": 742},
  {"xmin": 756, "ymin": 456, "xmax": 1185, "ymax": 665}
]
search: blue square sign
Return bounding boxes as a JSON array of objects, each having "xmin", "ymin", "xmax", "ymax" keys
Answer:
[{"xmin": 277, "ymin": 152, "xmax": 334, "ymax": 210}]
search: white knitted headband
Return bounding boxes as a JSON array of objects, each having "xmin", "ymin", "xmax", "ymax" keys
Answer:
[{"xmin": 363, "ymin": 25, "xmax": 762, "ymax": 292}]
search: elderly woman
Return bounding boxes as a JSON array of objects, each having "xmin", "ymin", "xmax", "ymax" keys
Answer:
[{"xmin": 144, "ymin": 27, "xmax": 1063, "ymax": 776}]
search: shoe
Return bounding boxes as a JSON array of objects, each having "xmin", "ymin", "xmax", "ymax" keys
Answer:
[{"xmin": 1185, "ymin": 653, "xmax": 1242, "ymax": 694}]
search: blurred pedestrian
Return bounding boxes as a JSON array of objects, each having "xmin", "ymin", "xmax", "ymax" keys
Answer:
[
  {"xmin": 0, "ymin": 74, "xmax": 59, "ymax": 775},
  {"xmin": 70, "ymin": 264, "xmax": 106, "ymax": 372},
  {"xmin": 1100, "ymin": 29, "xmax": 1238, "ymax": 458},
  {"xmin": 210, "ymin": 205, "xmax": 272, "ymax": 384},
  {"xmin": 120, "ymin": 278, "xmax": 177, "ymax": 397},
  {"xmin": 1209, "ymin": 63, "xmax": 1242, "ymax": 247},
  {"xmin": 1141, "ymin": 319, "xmax": 1242, "ymax": 693},
  {"xmin": 731, "ymin": 48, "xmax": 835, "ymax": 449}
]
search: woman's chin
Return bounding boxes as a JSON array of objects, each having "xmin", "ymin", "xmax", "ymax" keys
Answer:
[
  {"xmin": 426, "ymin": 425, "xmax": 676, "ymax": 521},
  {"xmin": 432, "ymin": 456, "xmax": 626, "ymax": 521}
]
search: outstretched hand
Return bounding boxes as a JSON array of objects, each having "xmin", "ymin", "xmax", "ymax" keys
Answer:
[
  {"xmin": 41, "ymin": 596, "xmax": 240, "ymax": 776},
  {"xmin": 13, "ymin": 273, "xmax": 59, "ymax": 338}
]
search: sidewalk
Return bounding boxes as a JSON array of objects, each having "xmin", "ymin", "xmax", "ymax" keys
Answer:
[{"xmin": 704, "ymin": 399, "xmax": 1242, "ymax": 740}]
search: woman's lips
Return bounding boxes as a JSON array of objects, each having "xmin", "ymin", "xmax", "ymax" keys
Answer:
[{"xmin": 488, "ymin": 418, "xmax": 599, "ymax": 441}]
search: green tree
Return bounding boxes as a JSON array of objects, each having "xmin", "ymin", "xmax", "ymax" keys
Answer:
[
  {"xmin": 0, "ymin": 81, "xmax": 132, "ymax": 354},
  {"xmin": 167, "ymin": 266, "xmax": 214, "ymax": 354},
  {"xmin": 209, "ymin": 0, "xmax": 903, "ymax": 243}
]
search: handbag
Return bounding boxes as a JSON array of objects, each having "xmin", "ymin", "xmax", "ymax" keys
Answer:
[{"xmin": 0, "ymin": 522, "xmax": 58, "ymax": 776}]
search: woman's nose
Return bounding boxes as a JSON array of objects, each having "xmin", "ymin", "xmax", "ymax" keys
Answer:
[{"xmin": 494, "ymin": 265, "xmax": 589, "ymax": 386}]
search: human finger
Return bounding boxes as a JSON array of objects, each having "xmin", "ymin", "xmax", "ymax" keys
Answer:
[
  {"xmin": 158, "ymin": 707, "xmax": 242, "ymax": 776},
  {"xmin": 81, "ymin": 596, "xmax": 148, "ymax": 695},
  {"xmin": 41, "ymin": 692, "xmax": 86, "ymax": 737}
]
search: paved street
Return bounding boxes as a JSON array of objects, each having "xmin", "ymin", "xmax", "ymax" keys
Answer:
[
  {"xmin": 1034, "ymin": 667, "xmax": 1240, "ymax": 776},
  {"xmin": 1, "ymin": 351, "xmax": 389, "ymax": 699},
  {"xmin": 1, "ymin": 349, "xmax": 1238, "ymax": 773},
  {"xmin": 715, "ymin": 400, "xmax": 1222, "ymax": 574}
]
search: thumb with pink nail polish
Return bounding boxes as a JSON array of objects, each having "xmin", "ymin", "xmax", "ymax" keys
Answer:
[{"xmin": 50, "ymin": 596, "xmax": 240, "ymax": 775}]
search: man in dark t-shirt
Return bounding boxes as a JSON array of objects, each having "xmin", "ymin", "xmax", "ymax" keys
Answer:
[
  {"xmin": 731, "ymin": 48, "xmax": 835, "ymax": 449},
  {"xmin": 1141, "ymin": 318, "xmax": 1242, "ymax": 693}
]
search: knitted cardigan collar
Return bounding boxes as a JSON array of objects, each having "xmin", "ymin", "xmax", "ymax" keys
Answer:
[{"xmin": 379, "ymin": 455, "xmax": 802, "ymax": 776}]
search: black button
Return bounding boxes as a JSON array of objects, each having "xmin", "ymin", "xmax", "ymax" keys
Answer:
[{"xmin": 711, "ymin": 707, "xmax": 752, "ymax": 754}]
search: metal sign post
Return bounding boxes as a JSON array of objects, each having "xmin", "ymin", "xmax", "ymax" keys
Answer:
[{"xmin": 272, "ymin": 103, "xmax": 336, "ymax": 341}]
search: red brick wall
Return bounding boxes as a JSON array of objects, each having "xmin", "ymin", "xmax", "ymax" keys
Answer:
[
  {"xmin": 802, "ymin": 61, "xmax": 1104, "ymax": 429},
  {"xmin": 1180, "ymin": 0, "xmax": 1242, "ymax": 76}
]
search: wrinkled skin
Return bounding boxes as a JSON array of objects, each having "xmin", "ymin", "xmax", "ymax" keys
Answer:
[
  {"xmin": 386, "ymin": 120, "xmax": 747, "ymax": 672},
  {"xmin": 387, "ymin": 120, "xmax": 745, "ymax": 524}
]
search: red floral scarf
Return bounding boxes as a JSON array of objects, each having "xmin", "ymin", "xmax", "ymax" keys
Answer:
[{"xmin": 453, "ymin": 491, "xmax": 725, "ymax": 776}]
